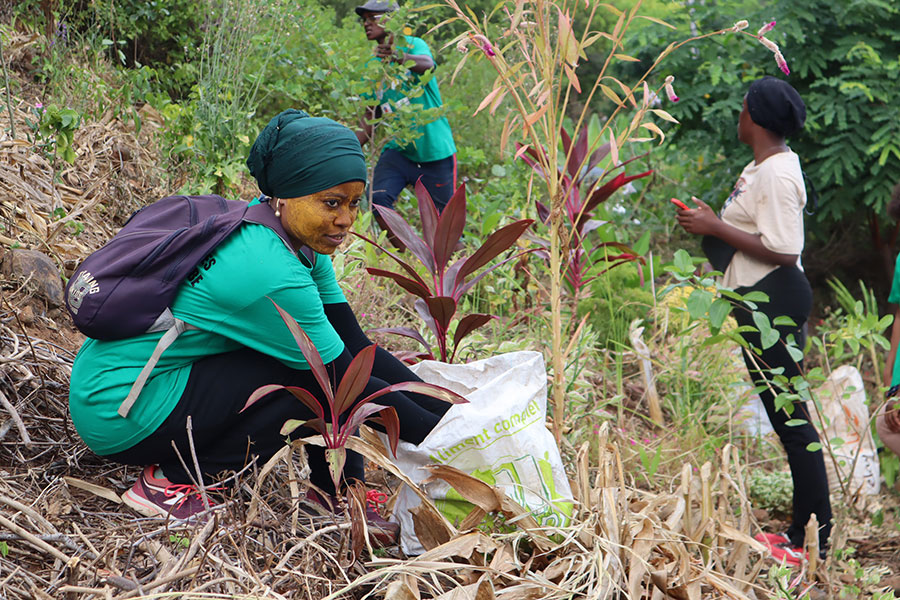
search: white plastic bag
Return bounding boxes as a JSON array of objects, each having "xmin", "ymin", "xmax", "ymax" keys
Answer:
[
  {"xmin": 385, "ymin": 351, "xmax": 575, "ymax": 555},
  {"xmin": 814, "ymin": 365, "xmax": 880, "ymax": 497}
]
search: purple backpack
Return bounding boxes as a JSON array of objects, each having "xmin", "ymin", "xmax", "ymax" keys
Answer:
[{"xmin": 65, "ymin": 194, "xmax": 294, "ymax": 416}]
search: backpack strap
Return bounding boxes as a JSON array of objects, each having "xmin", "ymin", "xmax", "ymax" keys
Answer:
[
  {"xmin": 117, "ymin": 317, "xmax": 197, "ymax": 417},
  {"xmin": 117, "ymin": 199, "xmax": 314, "ymax": 418}
]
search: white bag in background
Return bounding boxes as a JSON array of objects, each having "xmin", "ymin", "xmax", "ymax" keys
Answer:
[
  {"xmin": 385, "ymin": 351, "xmax": 575, "ymax": 556},
  {"xmin": 814, "ymin": 365, "xmax": 880, "ymax": 497}
]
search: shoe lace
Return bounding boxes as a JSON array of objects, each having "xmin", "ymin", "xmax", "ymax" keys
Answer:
[
  {"xmin": 164, "ymin": 484, "xmax": 223, "ymax": 509},
  {"xmin": 366, "ymin": 489, "xmax": 388, "ymax": 510}
]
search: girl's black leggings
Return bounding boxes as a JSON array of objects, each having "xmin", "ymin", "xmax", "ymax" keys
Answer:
[
  {"xmin": 106, "ymin": 303, "xmax": 451, "ymax": 495},
  {"xmin": 733, "ymin": 266, "xmax": 832, "ymax": 548}
]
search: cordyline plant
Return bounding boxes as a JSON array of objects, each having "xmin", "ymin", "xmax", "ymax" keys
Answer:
[
  {"xmin": 518, "ymin": 125, "xmax": 652, "ymax": 302},
  {"xmin": 358, "ymin": 181, "xmax": 533, "ymax": 363},
  {"xmin": 442, "ymin": 0, "xmax": 794, "ymax": 441},
  {"xmin": 242, "ymin": 298, "xmax": 468, "ymax": 491}
]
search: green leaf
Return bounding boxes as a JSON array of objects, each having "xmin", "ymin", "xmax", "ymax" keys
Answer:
[
  {"xmin": 686, "ymin": 288, "xmax": 713, "ymax": 320},
  {"xmin": 632, "ymin": 230, "xmax": 651, "ymax": 256},
  {"xmin": 708, "ymin": 298, "xmax": 731, "ymax": 331},
  {"xmin": 673, "ymin": 249, "xmax": 693, "ymax": 273},
  {"xmin": 742, "ymin": 291, "xmax": 769, "ymax": 304},
  {"xmin": 772, "ymin": 316, "xmax": 797, "ymax": 327},
  {"xmin": 752, "ymin": 312, "xmax": 780, "ymax": 350},
  {"xmin": 784, "ymin": 419, "xmax": 808, "ymax": 427},
  {"xmin": 806, "ymin": 442, "xmax": 823, "ymax": 452}
]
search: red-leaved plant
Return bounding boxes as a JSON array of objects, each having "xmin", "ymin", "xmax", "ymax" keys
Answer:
[
  {"xmin": 357, "ymin": 181, "xmax": 533, "ymax": 363},
  {"xmin": 518, "ymin": 125, "xmax": 652, "ymax": 297},
  {"xmin": 242, "ymin": 298, "xmax": 468, "ymax": 491}
]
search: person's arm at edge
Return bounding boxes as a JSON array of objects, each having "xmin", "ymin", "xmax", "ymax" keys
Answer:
[
  {"xmin": 883, "ymin": 305, "xmax": 900, "ymax": 433},
  {"xmin": 884, "ymin": 305, "xmax": 900, "ymax": 389}
]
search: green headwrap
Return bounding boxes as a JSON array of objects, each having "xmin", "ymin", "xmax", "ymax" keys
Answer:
[{"xmin": 247, "ymin": 109, "xmax": 366, "ymax": 198}]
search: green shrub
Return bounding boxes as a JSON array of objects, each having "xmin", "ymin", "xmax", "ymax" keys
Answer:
[
  {"xmin": 578, "ymin": 265, "xmax": 654, "ymax": 348},
  {"xmin": 18, "ymin": 0, "xmax": 204, "ymax": 98},
  {"xmin": 747, "ymin": 469, "xmax": 793, "ymax": 517}
]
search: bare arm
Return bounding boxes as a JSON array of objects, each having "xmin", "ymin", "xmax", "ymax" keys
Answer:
[
  {"xmin": 355, "ymin": 106, "xmax": 377, "ymax": 146},
  {"xmin": 884, "ymin": 306, "xmax": 900, "ymax": 388},
  {"xmin": 676, "ymin": 197, "xmax": 798, "ymax": 267},
  {"xmin": 885, "ymin": 306, "xmax": 900, "ymax": 433},
  {"xmin": 396, "ymin": 53, "xmax": 434, "ymax": 74}
]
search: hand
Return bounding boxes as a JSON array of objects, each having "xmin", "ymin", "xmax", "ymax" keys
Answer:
[
  {"xmin": 675, "ymin": 197, "xmax": 721, "ymax": 236},
  {"xmin": 886, "ymin": 399, "xmax": 900, "ymax": 433},
  {"xmin": 375, "ymin": 42, "xmax": 401, "ymax": 62}
]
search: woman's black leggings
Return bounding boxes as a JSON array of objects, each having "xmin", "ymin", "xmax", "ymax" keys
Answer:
[
  {"xmin": 733, "ymin": 266, "xmax": 832, "ymax": 548},
  {"xmin": 106, "ymin": 303, "xmax": 451, "ymax": 495}
]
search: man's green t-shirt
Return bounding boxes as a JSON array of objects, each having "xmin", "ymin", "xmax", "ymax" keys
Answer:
[
  {"xmin": 370, "ymin": 35, "xmax": 456, "ymax": 163},
  {"xmin": 69, "ymin": 214, "xmax": 346, "ymax": 455}
]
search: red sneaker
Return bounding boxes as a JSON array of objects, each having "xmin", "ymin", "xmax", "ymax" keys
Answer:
[
  {"xmin": 754, "ymin": 532, "xmax": 791, "ymax": 546},
  {"xmin": 754, "ymin": 532, "xmax": 807, "ymax": 566},
  {"xmin": 122, "ymin": 466, "xmax": 218, "ymax": 520}
]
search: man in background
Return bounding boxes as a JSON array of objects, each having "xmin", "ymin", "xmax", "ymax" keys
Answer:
[{"xmin": 354, "ymin": 0, "xmax": 457, "ymax": 216}]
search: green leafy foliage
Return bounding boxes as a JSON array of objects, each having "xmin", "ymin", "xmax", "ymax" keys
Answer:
[
  {"xmin": 747, "ymin": 469, "xmax": 793, "ymax": 516},
  {"xmin": 150, "ymin": 0, "xmax": 292, "ymax": 194},
  {"xmin": 659, "ymin": 0, "xmax": 900, "ymax": 231},
  {"xmin": 16, "ymin": 0, "xmax": 204, "ymax": 96},
  {"xmin": 30, "ymin": 104, "xmax": 81, "ymax": 164},
  {"xmin": 811, "ymin": 278, "xmax": 892, "ymax": 368},
  {"xmin": 577, "ymin": 264, "xmax": 654, "ymax": 348},
  {"xmin": 242, "ymin": 298, "xmax": 467, "ymax": 490}
]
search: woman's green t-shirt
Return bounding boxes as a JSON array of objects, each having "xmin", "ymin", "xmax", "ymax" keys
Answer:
[{"xmin": 69, "ymin": 219, "xmax": 346, "ymax": 455}]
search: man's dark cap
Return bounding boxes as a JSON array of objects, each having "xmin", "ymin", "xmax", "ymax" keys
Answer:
[
  {"xmin": 746, "ymin": 76, "xmax": 806, "ymax": 138},
  {"xmin": 354, "ymin": 0, "xmax": 398, "ymax": 16}
]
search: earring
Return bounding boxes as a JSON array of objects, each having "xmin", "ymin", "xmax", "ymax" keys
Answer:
[{"xmin": 274, "ymin": 202, "xmax": 282, "ymax": 218}]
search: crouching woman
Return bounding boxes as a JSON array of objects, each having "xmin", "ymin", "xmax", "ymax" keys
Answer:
[{"xmin": 69, "ymin": 109, "xmax": 454, "ymax": 541}]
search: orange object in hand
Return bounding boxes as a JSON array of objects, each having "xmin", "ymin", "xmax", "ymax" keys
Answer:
[{"xmin": 670, "ymin": 197, "xmax": 689, "ymax": 210}]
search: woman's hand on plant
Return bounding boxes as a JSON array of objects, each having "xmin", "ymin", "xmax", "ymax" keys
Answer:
[{"xmin": 675, "ymin": 197, "xmax": 720, "ymax": 236}]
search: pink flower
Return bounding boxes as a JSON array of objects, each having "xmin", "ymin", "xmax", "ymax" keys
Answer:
[
  {"xmin": 757, "ymin": 20, "xmax": 776, "ymax": 37},
  {"xmin": 630, "ymin": 439, "xmax": 636, "ymax": 445},
  {"xmin": 35, "ymin": 102, "xmax": 44, "ymax": 111},
  {"xmin": 731, "ymin": 20, "xmax": 749, "ymax": 32},
  {"xmin": 757, "ymin": 36, "xmax": 779, "ymax": 53},
  {"xmin": 774, "ymin": 51, "xmax": 790, "ymax": 75},
  {"xmin": 664, "ymin": 75, "xmax": 679, "ymax": 102},
  {"xmin": 457, "ymin": 34, "xmax": 496, "ymax": 58}
]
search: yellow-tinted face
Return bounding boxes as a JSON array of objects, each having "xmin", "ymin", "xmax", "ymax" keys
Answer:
[{"xmin": 279, "ymin": 181, "xmax": 365, "ymax": 255}]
